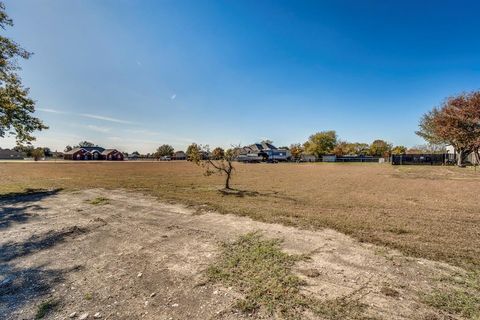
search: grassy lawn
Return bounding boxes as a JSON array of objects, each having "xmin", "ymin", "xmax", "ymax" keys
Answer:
[{"xmin": 1, "ymin": 161, "xmax": 479, "ymax": 270}]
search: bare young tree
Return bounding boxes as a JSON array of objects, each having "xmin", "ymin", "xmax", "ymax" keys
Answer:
[{"xmin": 191, "ymin": 145, "xmax": 238, "ymax": 190}]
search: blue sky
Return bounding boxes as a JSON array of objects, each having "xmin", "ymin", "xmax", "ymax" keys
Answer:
[{"xmin": 2, "ymin": 0, "xmax": 480, "ymax": 153}]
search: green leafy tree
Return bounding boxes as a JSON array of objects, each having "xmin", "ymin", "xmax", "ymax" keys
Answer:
[
  {"xmin": 13, "ymin": 144, "xmax": 33, "ymax": 157},
  {"xmin": 31, "ymin": 147, "xmax": 44, "ymax": 161},
  {"xmin": 155, "ymin": 144, "xmax": 174, "ymax": 158},
  {"xmin": 186, "ymin": 143, "xmax": 200, "ymax": 161},
  {"xmin": 0, "ymin": 3, "xmax": 47, "ymax": 144},
  {"xmin": 369, "ymin": 140, "xmax": 392, "ymax": 157},
  {"xmin": 391, "ymin": 146, "xmax": 407, "ymax": 155},
  {"xmin": 64, "ymin": 145, "xmax": 73, "ymax": 152},
  {"xmin": 76, "ymin": 141, "xmax": 96, "ymax": 148},
  {"xmin": 303, "ymin": 131, "xmax": 337, "ymax": 157},
  {"xmin": 333, "ymin": 141, "xmax": 373, "ymax": 156},
  {"xmin": 351, "ymin": 143, "xmax": 370, "ymax": 155}
]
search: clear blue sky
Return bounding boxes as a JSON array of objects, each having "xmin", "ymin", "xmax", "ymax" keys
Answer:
[{"xmin": 2, "ymin": 0, "xmax": 480, "ymax": 153}]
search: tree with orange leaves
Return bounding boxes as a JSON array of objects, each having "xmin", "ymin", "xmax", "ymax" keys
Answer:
[{"xmin": 417, "ymin": 92, "xmax": 480, "ymax": 166}]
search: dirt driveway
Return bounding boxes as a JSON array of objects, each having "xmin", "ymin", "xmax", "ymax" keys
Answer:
[{"xmin": 0, "ymin": 189, "xmax": 464, "ymax": 319}]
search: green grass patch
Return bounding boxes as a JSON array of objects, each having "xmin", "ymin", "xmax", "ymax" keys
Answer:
[
  {"xmin": 207, "ymin": 232, "xmax": 372, "ymax": 319},
  {"xmin": 423, "ymin": 289, "xmax": 480, "ymax": 319},
  {"xmin": 87, "ymin": 196, "xmax": 110, "ymax": 205},
  {"xmin": 35, "ymin": 299, "xmax": 58, "ymax": 319},
  {"xmin": 423, "ymin": 271, "xmax": 480, "ymax": 319}
]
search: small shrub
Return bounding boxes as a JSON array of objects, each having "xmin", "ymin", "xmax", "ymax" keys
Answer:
[{"xmin": 35, "ymin": 299, "xmax": 58, "ymax": 319}]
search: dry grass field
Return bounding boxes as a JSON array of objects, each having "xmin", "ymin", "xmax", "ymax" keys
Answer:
[
  {"xmin": 1, "ymin": 161, "xmax": 479, "ymax": 271},
  {"xmin": 4, "ymin": 188, "xmax": 477, "ymax": 319}
]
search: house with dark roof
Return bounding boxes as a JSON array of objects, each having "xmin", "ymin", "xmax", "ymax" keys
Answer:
[
  {"xmin": 63, "ymin": 146, "xmax": 123, "ymax": 161},
  {"xmin": 101, "ymin": 149, "xmax": 124, "ymax": 161},
  {"xmin": 0, "ymin": 148, "xmax": 24, "ymax": 160},
  {"xmin": 64, "ymin": 147, "xmax": 93, "ymax": 160},
  {"xmin": 236, "ymin": 142, "xmax": 291, "ymax": 162}
]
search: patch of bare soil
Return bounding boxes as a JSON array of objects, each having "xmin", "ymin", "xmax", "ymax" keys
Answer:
[{"xmin": 0, "ymin": 189, "xmax": 466, "ymax": 319}]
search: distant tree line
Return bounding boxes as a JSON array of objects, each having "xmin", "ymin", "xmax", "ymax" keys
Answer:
[
  {"xmin": 13, "ymin": 145, "xmax": 57, "ymax": 161},
  {"xmin": 142, "ymin": 136, "xmax": 446, "ymax": 164},
  {"xmin": 64, "ymin": 141, "xmax": 100, "ymax": 151},
  {"xmin": 286, "ymin": 131, "xmax": 410, "ymax": 161}
]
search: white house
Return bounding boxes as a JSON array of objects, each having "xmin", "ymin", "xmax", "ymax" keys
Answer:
[{"xmin": 446, "ymin": 146, "xmax": 479, "ymax": 165}]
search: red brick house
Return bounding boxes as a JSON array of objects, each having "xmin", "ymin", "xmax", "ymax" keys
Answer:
[
  {"xmin": 63, "ymin": 147, "xmax": 124, "ymax": 161},
  {"xmin": 64, "ymin": 148, "xmax": 93, "ymax": 160},
  {"xmin": 101, "ymin": 149, "xmax": 124, "ymax": 161}
]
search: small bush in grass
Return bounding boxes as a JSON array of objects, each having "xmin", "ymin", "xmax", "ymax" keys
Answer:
[{"xmin": 87, "ymin": 197, "xmax": 110, "ymax": 205}]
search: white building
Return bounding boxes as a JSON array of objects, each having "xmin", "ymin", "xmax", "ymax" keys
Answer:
[{"xmin": 446, "ymin": 146, "xmax": 479, "ymax": 165}]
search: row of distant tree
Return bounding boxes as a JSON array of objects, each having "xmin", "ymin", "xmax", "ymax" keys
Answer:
[
  {"xmin": 152, "ymin": 144, "xmax": 226, "ymax": 160},
  {"xmin": 64, "ymin": 141, "xmax": 100, "ymax": 151},
  {"xmin": 138, "ymin": 138, "xmax": 445, "ymax": 162},
  {"xmin": 12, "ymin": 137, "xmax": 442, "ymax": 162},
  {"xmin": 279, "ymin": 135, "xmax": 445, "ymax": 160},
  {"xmin": 13, "ymin": 145, "xmax": 53, "ymax": 160},
  {"xmin": 287, "ymin": 132, "xmax": 445, "ymax": 159}
]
